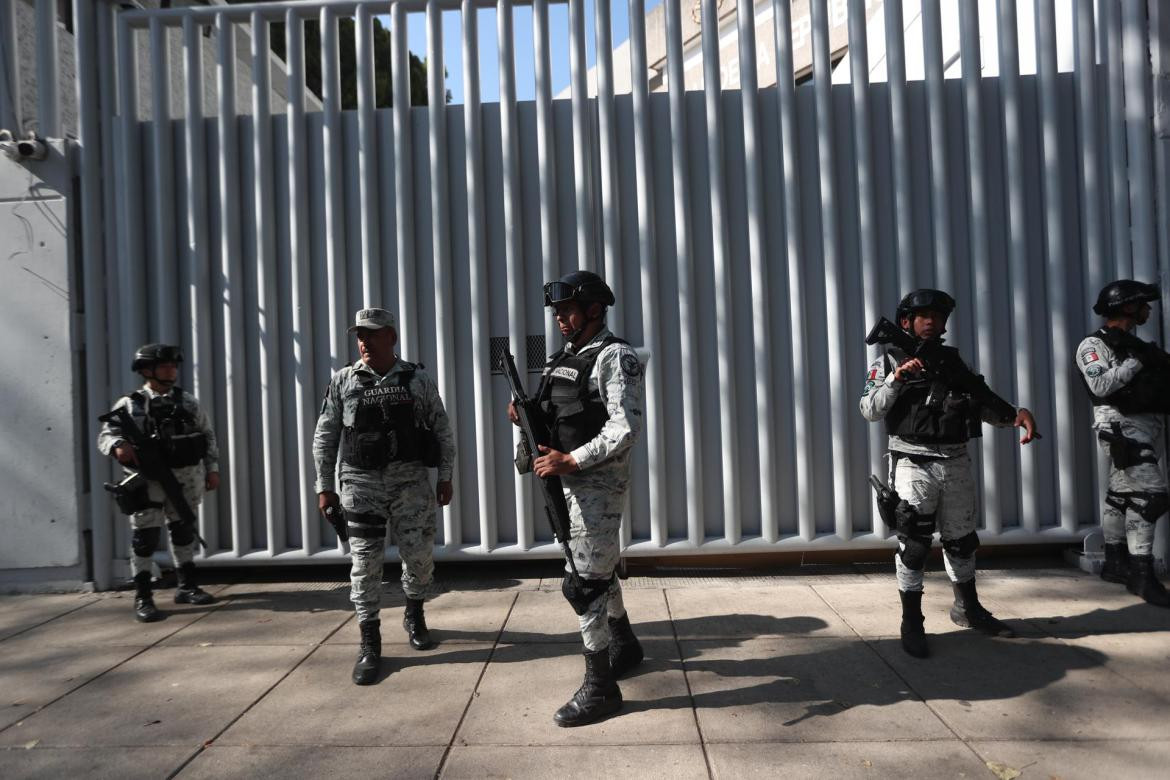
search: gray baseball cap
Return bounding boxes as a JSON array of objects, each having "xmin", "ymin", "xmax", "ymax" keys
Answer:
[{"xmin": 347, "ymin": 308, "xmax": 397, "ymax": 332}]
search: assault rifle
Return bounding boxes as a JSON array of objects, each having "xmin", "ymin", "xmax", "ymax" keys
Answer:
[
  {"xmin": 500, "ymin": 348, "xmax": 583, "ymax": 587},
  {"xmin": 1096, "ymin": 328, "xmax": 1170, "ymax": 415},
  {"xmin": 865, "ymin": 316, "xmax": 1019, "ymax": 424},
  {"xmin": 868, "ymin": 474, "xmax": 900, "ymax": 530},
  {"xmin": 98, "ymin": 406, "xmax": 207, "ymax": 550}
]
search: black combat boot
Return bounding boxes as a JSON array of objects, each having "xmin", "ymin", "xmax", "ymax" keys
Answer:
[
  {"xmin": 353, "ymin": 618, "xmax": 382, "ymax": 685},
  {"xmin": 1126, "ymin": 555, "xmax": 1170, "ymax": 607},
  {"xmin": 1100, "ymin": 543, "xmax": 1130, "ymax": 584},
  {"xmin": 898, "ymin": 590, "xmax": 929, "ymax": 658},
  {"xmin": 553, "ymin": 648, "xmax": 623, "ymax": 727},
  {"xmin": 402, "ymin": 597, "xmax": 433, "ymax": 650},
  {"xmin": 949, "ymin": 579, "xmax": 1015, "ymax": 637},
  {"xmin": 608, "ymin": 612, "xmax": 644, "ymax": 678},
  {"xmin": 133, "ymin": 571, "xmax": 163, "ymax": 623},
  {"xmin": 174, "ymin": 563, "xmax": 216, "ymax": 605}
]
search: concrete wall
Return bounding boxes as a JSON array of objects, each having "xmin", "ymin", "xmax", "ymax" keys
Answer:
[{"xmin": 0, "ymin": 141, "xmax": 84, "ymax": 590}]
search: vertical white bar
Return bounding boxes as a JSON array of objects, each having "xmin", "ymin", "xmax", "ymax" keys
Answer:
[
  {"xmin": 532, "ymin": 0, "xmax": 559, "ymax": 368},
  {"xmin": 321, "ymin": 7, "xmax": 348, "ymax": 368},
  {"xmin": 849, "ymin": 0, "xmax": 884, "ymax": 538},
  {"xmin": 629, "ymin": 0, "xmax": 665, "ymax": 547},
  {"xmin": 100, "ymin": 3, "xmax": 123, "ymax": 491},
  {"xmin": 1104, "ymin": 0, "xmax": 1132, "ymax": 277},
  {"xmin": 700, "ymin": 0, "xmax": 740, "ymax": 544},
  {"xmin": 252, "ymin": 11, "xmax": 285, "ymax": 554},
  {"xmin": 356, "ymin": 4, "xmax": 381, "ymax": 306},
  {"xmin": 737, "ymin": 0, "xmax": 776, "ymax": 542},
  {"xmin": 217, "ymin": 13, "xmax": 252, "ymax": 554},
  {"xmin": 498, "ymin": 0, "xmax": 532, "ymax": 550},
  {"xmin": 149, "ymin": 18, "xmax": 177, "ymax": 341},
  {"xmin": 1123, "ymin": 0, "xmax": 1156, "ymax": 281},
  {"xmin": 998, "ymin": 0, "xmax": 1040, "ymax": 533},
  {"xmin": 594, "ymin": 0, "xmax": 621, "ymax": 332},
  {"xmin": 922, "ymin": 0, "xmax": 952, "ymax": 291},
  {"xmin": 812, "ymin": 0, "xmax": 850, "ymax": 540},
  {"xmin": 959, "ymin": 0, "xmax": 1001, "ymax": 536},
  {"xmin": 774, "ymin": 0, "xmax": 814, "ymax": 541},
  {"xmin": 463, "ymin": 0, "xmax": 497, "ymax": 552},
  {"xmin": 286, "ymin": 10, "xmax": 317, "ymax": 554},
  {"xmin": 184, "ymin": 15, "xmax": 219, "ymax": 553},
  {"xmin": 569, "ymin": 0, "xmax": 595, "ymax": 272},
  {"xmin": 1076, "ymin": 0, "xmax": 1106, "ymax": 311},
  {"xmin": 884, "ymin": 0, "xmax": 915, "ymax": 288},
  {"xmin": 1036, "ymin": 0, "xmax": 1075, "ymax": 534},
  {"xmin": 666, "ymin": 0, "xmax": 703, "ymax": 546},
  {"xmin": 427, "ymin": 0, "xmax": 460, "ymax": 547},
  {"xmin": 35, "ymin": 0, "xmax": 59, "ymax": 137},
  {"xmin": 392, "ymin": 2, "xmax": 418, "ymax": 359},
  {"xmin": 75, "ymin": 0, "xmax": 114, "ymax": 586},
  {"xmin": 0, "ymin": 0, "xmax": 21, "ymax": 132},
  {"xmin": 116, "ymin": 17, "xmax": 147, "ymax": 369}
]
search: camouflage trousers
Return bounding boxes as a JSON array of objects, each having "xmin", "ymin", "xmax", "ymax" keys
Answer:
[
  {"xmin": 892, "ymin": 452, "xmax": 979, "ymax": 592},
  {"xmin": 342, "ymin": 465, "xmax": 436, "ymax": 622},
  {"xmin": 129, "ymin": 464, "xmax": 205, "ymax": 577},
  {"xmin": 1096, "ymin": 421, "xmax": 1167, "ymax": 557},
  {"xmin": 563, "ymin": 471, "xmax": 628, "ymax": 652}
]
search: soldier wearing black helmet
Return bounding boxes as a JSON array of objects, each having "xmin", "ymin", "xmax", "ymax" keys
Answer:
[
  {"xmin": 860, "ymin": 290, "xmax": 1039, "ymax": 658},
  {"xmin": 97, "ymin": 344, "xmax": 220, "ymax": 621},
  {"xmin": 1077, "ymin": 280, "xmax": 1170, "ymax": 607},
  {"xmin": 507, "ymin": 270, "xmax": 645, "ymax": 726}
]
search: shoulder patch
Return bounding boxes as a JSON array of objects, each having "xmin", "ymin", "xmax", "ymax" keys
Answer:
[
  {"xmin": 1085, "ymin": 364, "xmax": 1104, "ymax": 378},
  {"xmin": 1080, "ymin": 349, "xmax": 1101, "ymax": 366},
  {"xmin": 620, "ymin": 353, "xmax": 642, "ymax": 378}
]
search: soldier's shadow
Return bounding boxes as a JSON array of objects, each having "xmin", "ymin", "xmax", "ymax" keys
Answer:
[{"xmin": 1022, "ymin": 601, "xmax": 1170, "ymax": 637}]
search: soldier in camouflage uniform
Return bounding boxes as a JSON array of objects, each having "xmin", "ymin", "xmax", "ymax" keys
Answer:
[
  {"xmin": 509, "ymin": 270, "xmax": 645, "ymax": 727},
  {"xmin": 313, "ymin": 308, "xmax": 456, "ymax": 685},
  {"xmin": 1077, "ymin": 280, "xmax": 1170, "ymax": 607},
  {"xmin": 97, "ymin": 344, "xmax": 219, "ymax": 622},
  {"xmin": 860, "ymin": 290, "xmax": 1038, "ymax": 658}
]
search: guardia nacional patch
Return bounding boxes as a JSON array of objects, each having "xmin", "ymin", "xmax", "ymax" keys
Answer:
[
  {"xmin": 620, "ymin": 353, "xmax": 642, "ymax": 378},
  {"xmin": 1085, "ymin": 365, "xmax": 1104, "ymax": 378}
]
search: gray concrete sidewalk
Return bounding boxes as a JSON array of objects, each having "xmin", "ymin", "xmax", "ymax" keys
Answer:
[{"xmin": 1, "ymin": 562, "xmax": 1168, "ymax": 779}]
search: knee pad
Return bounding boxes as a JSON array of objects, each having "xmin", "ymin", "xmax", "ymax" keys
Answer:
[
  {"xmin": 561, "ymin": 573, "xmax": 613, "ymax": 616},
  {"xmin": 897, "ymin": 534, "xmax": 932, "ymax": 571},
  {"xmin": 1134, "ymin": 492, "xmax": 1170, "ymax": 523},
  {"xmin": 131, "ymin": 526, "xmax": 161, "ymax": 559},
  {"xmin": 168, "ymin": 521, "xmax": 195, "ymax": 547},
  {"xmin": 942, "ymin": 531, "xmax": 980, "ymax": 558}
]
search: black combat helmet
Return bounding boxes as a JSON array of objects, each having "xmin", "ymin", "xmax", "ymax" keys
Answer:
[
  {"xmin": 543, "ymin": 270, "xmax": 616, "ymax": 308},
  {"xmin": 896, "ymin": 289, "xmax": 956, "ymax": 323},
  {"xmin": 1092, "ymin": 279, "xmax": 1160, "ymax": 316},
  {"xmin": 131, "ymin": 343, "xmax": 184, "ymax": 372}
]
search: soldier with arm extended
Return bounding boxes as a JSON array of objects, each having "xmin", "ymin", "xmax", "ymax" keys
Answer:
[
  {"xmin": 507, "ymin": 271, "xmax": 645, "ymax": 727},
  {"xmin": 313, "ymin": 308, "xmax": 456, "ymax": 686},
  {"xmin": 96, "ymin": 344, "xmax": 220, "ymax": 622},
  {"xmin": 1077, "ymin": 280, "xmax": 1170, "ymax": 607},
  {"xmin": 860, "ymin": 290, "xmax": 1038, "ymax": 658}
]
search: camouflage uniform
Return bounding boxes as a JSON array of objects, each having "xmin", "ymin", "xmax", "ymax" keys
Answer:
[
  {"xmin": 313, "ymin": 359, "xmax": 455, "ymax": 622},
  {"xmin": 97, "ymin": 384, "xmax": 218, "ymax": 577},
  {"xmin": 859, "ymin": 352, "xmax": 1015, "ymax": 592},
  {"xmin": 551, "ymin": 328, "xmax": 644, "ymax": 651},
  {"xmin": 1076, "ymin": 334, "xmax": 1166, "ymax": 557}
]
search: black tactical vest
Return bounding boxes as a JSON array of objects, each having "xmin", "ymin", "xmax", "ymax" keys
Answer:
[
  {"xmin": 340, "ymin": 363, "xmax": 440, "ymax": 469},
  {"xmin": 131, "ymin": 387, "xmax": 208, "ymax": 468},
  {"xmin": 538, "ymin": 336, "xmax": 627, "ymax": 453},
  {"xmin": 882, "ymin": 349, "xmax": 982, "ymax": 444},
  {"xmin": 1082, "ymin": 327, "xmax": 1170, "ymax": 414}
]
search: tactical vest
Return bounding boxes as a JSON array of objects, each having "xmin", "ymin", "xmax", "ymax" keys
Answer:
[
  {"xmin": 131, "ymin": 387, "xmax": 208, "ymax": 468},
  {"xmin": 538, "ymin": 336, "xmax": 627, "ymax": 453},
  {"xmin": 882, "ymin": 349, "xmax": 982, "ymax": 444},
  {"xmin": 339, "ymin": 363, "xmax": 441, "ymax": 469},
  {"xmin": 1082, "ymin": 327, "xmax": 1170, "ymax": 415}
]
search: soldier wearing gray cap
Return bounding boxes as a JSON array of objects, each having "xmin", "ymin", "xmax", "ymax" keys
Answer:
[
  {"xmin": 1077, "ymin": 280, "xmax": 1170, "ymax": 607},
  {"xmin": 313, "ymin": 308, "xmax": 457, "ymax": 684}
]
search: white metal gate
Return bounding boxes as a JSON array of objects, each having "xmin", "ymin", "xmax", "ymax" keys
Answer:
[{"xmin": 35, "ymin": 0, "xmax": 1169, "ymax": 588}]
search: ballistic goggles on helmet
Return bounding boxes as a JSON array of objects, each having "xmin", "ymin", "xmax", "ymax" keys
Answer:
[{"xmin": 543, "ymin": 281, "xmax": 579, "ymax": 307}]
